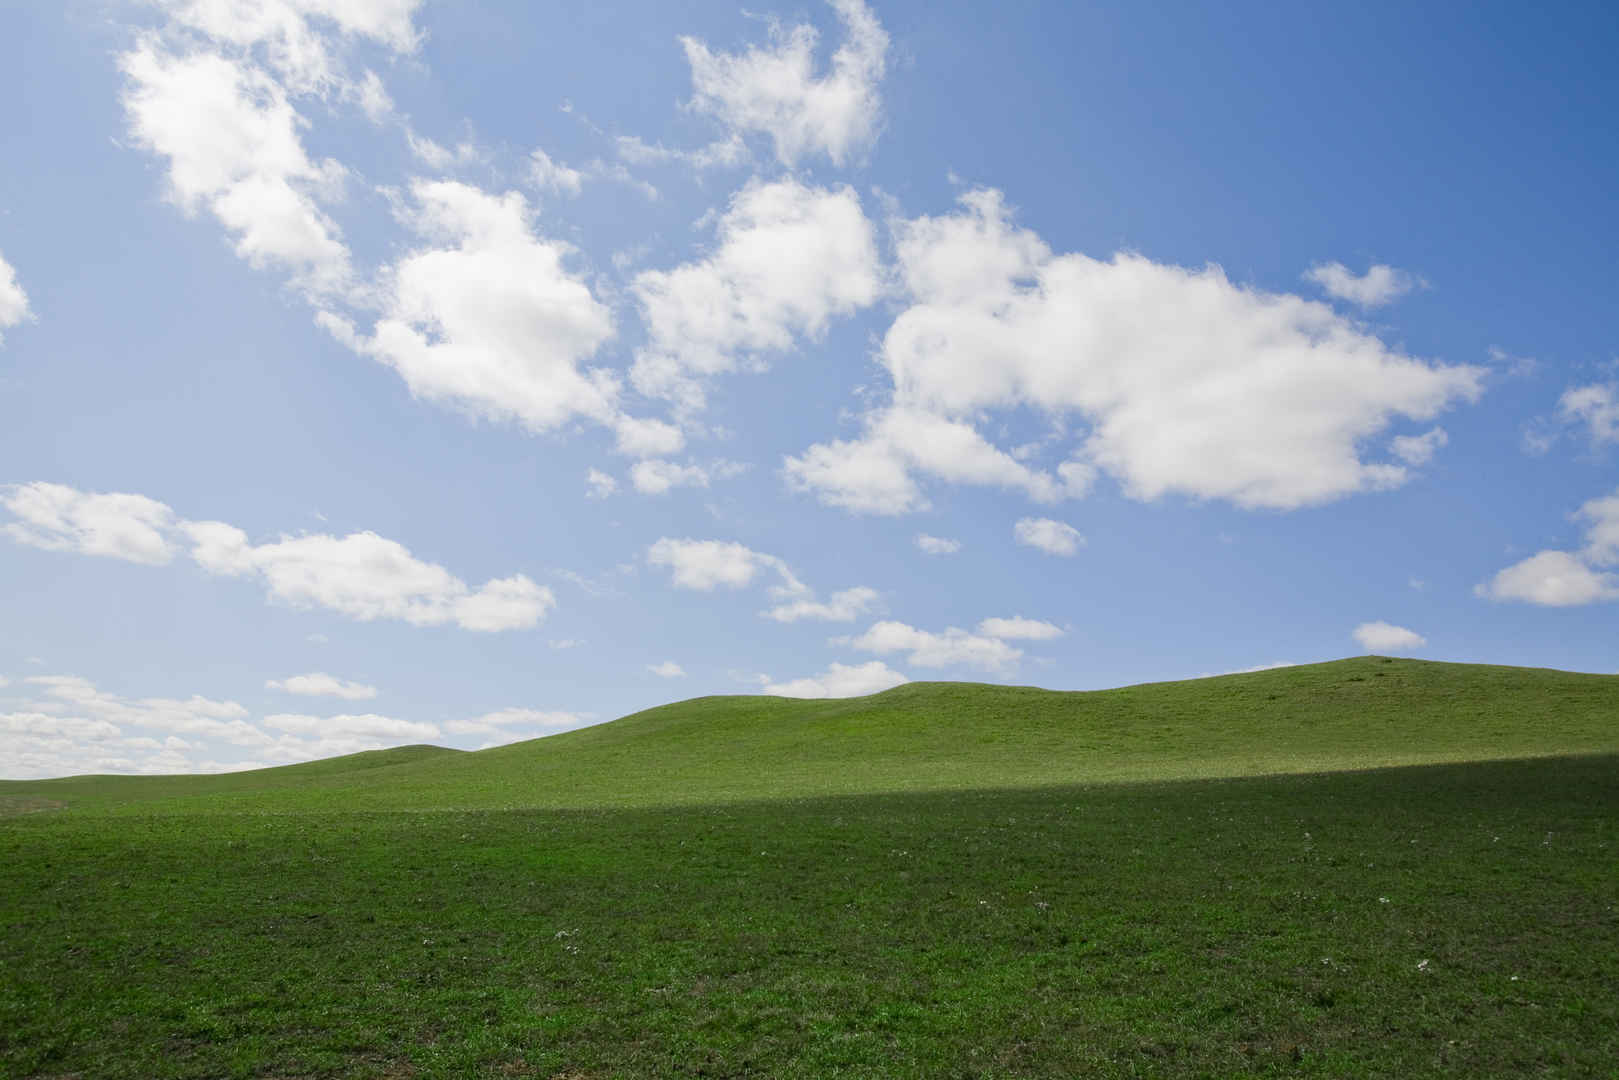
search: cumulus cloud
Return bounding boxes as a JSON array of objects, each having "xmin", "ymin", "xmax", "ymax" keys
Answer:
[
  {"xmin": 585, "ymin": 468, "xmax": 618, "ymax": 499},
  {"xmin": 444, "ymin": 707, "xmax": 583, "ymax": 735},
  {"xmin": 915, "ymin": 533, "xmax": 961, "ymax": 554},
  {"xmin": 116, "ymin": 0, "xmax": 424, "ymax": 293},
  {"xmin": 331, "ymin": 180, "xmax": 621, "ymax": 434},
  {"xmin": 0, "ymin": 251, "xmax": 31, "ymax": 344},
  {"xmin": 786, "ymin": 408, "xmax": 1096, "ymax": 514},
  {"xmin": 265, "ymin": 672, "xmax": 378, "ymax": 700},
  {"xmin": 1351, "ymin": 621, "xmax": 1427, "ymax": 653},
  {"xmin": 1477, "ymin": 489, "xmax": 1619, "ymax": 606},
  {"xmin": 648, "ymin": 660, "xmax": 686, "ymax": 678},
  {"xmin": 1390, "ymin": 426, "xmax": 1448, "ymax": 466},
  {"xmin": 1558, "ymin": 383, "xmax": 1619, "ymax": 445},
  {"xmin": 761, "ymin": 659, "xmax": 908, "ymax": 698},
  {"xmin": 763, "ymin": 585, "xmax": 878, "ymax": 623},
  {"xmin": 836, "ymin": 620, "xmax": 1022, "ymax": 673},
  {"xmin": 24, "ymin": 674, "xmax": 259, "ymax": 743},
  {"xmin": 0, "ymin": 482, "xmax": 550, "ymax": 632},
  {"xmin": 976, "ymin": 616, "xmax": 1063, "ymax": 640},
  {"xmin": 120, "ymin": 40, "xmax": 354, "ymax": 295},
  {"xmin": 155, "ymin": 0, "xmax": 422, "ymax": 94},
  {"xmin": 184, "ymin": 520, "xmax": 554, "ymax": 631},
  {"xmin": 263, "ymin": 711, "xmax": 438, "ymax": 740},
  {"xmin": 615, "ymin": 132, "xmax": 748, "ymax": 171},
  {"xmin": 1304, "ymin": 262, "xmax": 1420, "ymax": 308},
  {"xmin": 787, "ymin": 189, "xmax": 1482, "ymax": 515},
  {"xmin": 646, "ymin": 538, "xmax": 786, "ymax": 591},
  {"xmin": 629, "ymin": 459, "xmax": 711, "ymax": 495},
  {"xmin": 1014, "ymin": 517, "xmax": 1084, "ymax": 557},
  {"xmin": 612, "ymin": 414, "xmax": 686, "ymax": 458},
  {"xmin": 631, "ymin": 177, "xmax": 881, "ymax": 412},
  {"xmin": 2, "ymin": 482, "xmax": 178, "ymax": 565},
  {"xmin": 647, "ymin": 536, "xmax": 883, "ymax": 625},
  {"xmin": 528, "ymin": 147, "xmax": 583, "ymax": 195},
  {"xmin": 680, "ymin": 0, "xmax": 888, "ymax": 167}
]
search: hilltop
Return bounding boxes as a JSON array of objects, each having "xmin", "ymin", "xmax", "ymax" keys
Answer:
[
  {"xmin": 8, "ymin": 656, "xmax": 1618, "ymax": 815},
  {"xmin": 5, "ymin": 656, "xmax": 1616, "ymax": 1077}
]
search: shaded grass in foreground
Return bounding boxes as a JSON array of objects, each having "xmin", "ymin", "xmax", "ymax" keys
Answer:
[{"xmin": 3, "ymin": 754, "xmax": 1616, "ymax": 1078}]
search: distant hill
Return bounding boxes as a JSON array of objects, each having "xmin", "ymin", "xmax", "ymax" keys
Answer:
[{"xmin": 6, "ymin": 656, "xmax": 1618, "ymax": 816}]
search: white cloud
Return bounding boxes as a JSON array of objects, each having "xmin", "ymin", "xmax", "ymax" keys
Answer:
[
  {"xmin": 157, "ymin": 0, "xmax": 423, "ymax": 94},
  {"xmin": 647, "ymin": 536, "xmax": 880, "ymax": 624},
  {"xmin": 1, "ymin": 711, "xmax": 122, "ymax": 740},
  {"xmin": 24, "ymin": 674, "xmax": 261, "ymax": 743},
  {"xmin": 2, "ymin": 482, "xmax": 179, "ymax": 565},
  {"xmin": 977, "ymin": 616, "xmax": 1063, "ymax": 640},
  {"xmin": 788, "ymin": 189, "xmax": 1483, "ymax": 514},
  {"xmin": 529, "ymin": 147, "xmax": 583, "ymax": 195},
  {"xmin": 632, "ymin": 177, "xmax": 881, "ymax": 411},
  {"xmin": 615, "ymin": 133, "xmax": 748, "ymax": 170},
  {"xmin": 1014, "ymin": 517, "xmax": 1084, "ymax": 557},
  {"xmin": 1477, "ymin": 490, "xmax": 1619, "ymax": 606},
  {"xmin": 786, "ymin": 408, "xmax": 1095, "ymax": 514},
  {"xmin": 446, "ymin": 707, "xmax": 584, "ymax": 737},
  {"xmin": 1351, "ymin": 621, "xmax": 1427, "ymax": 653},
  {"xmin": 763, "ymin": 585, "xmax": 878, "ymax": 623},
  {"xmin": 1390, "ymin": 426, "xmax": 1448, "ymax": 466},
  {"xmin": 761, "ymin": 659, "xmax": 908, "ymax": 698},
  {"xmin": 263, "ymin": 711, "xmax": 438, "ymax": 740},
  {"xmin": 612, "ymin": 414, "xmax": 686, "ymax": 458},
  {"xmin": 335, "ymin": 180, "xmax": 620, "ymax": 433},
  {"xmin": 915, "ymin": 533, "xmax": 961, "ymax": 555},
  {"xmin": 0, "ymin": 251, "xmax": 31, "ymax": 344},
  {"xmin": 585, "ymin": 468, "xmax": 618, "ymax": 499},
  {"xmin": 648, "ymin": 660, "xmax": 686, "ymax": 678},
  {"xmin": 184, "ymin": 520, "xmax": 554, "ymax": 631},
  {"xmin": 1478, "ymin": 550, "xmax": 1619, "ymax": 607},
  {"xmin": 680, "ymin": 0, "xmax": 888, "ymax": 167},
  {"xmin": 646, "ymin": 537, "xmax": 803, "ymax": 592},
  {"xmin": 3, "ymin": 483, "xmax": 557, "ymax": 634},
  {"xmin": 630, "ymin": 459, "xmax": 710, "ymax": 495},
  {"xmin": 1304, "ymin": 262, "xmax": 1420, "ymax": 308},
  {"xmin": 406, "ymin": 131, "xmax": 479, "ymax": 170},
  {"xmin": 836, "ymin": 620, "xmax": 1022, "ymax": 673},
  {"xmin": 1558, "ymin": 383, "xmax": 1619, "ymax": 445},
  {"xmin": 265, "ymin": 672, "xmax": 378, "ymax": 700},
  {"xmin": 120, "ymin": 41, "xmax": 353, "ymax": 295}
]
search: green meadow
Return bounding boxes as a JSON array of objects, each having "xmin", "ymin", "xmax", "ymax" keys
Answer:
[{"xmin": 3, "ymin": 657, "xmax": 1616, "ymax": 1077}]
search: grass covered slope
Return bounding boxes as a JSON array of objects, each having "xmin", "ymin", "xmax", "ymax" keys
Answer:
[
  {"xmin": 3, "ymin": 755, "xmax": 1615, "ymax": 1078},
  {"xmin": 6, "ymin": 656, "xmax": 1618, "ymax": 815},
  {"xmin": 3, "ymin": 657, "xmax": 1616, "ymax": 1077}
]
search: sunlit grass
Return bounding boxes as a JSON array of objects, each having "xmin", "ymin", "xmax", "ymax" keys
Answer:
[{"xmin": 2, "ymin": 658, "xmax": 1616, "ymax": 1077}]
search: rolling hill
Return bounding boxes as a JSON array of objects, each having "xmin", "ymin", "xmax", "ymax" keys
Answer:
[
  {"xmin": 6, "ymin": 655, "xmax": 1618, "ymax": 814},
  {"xmin": 4, "ymin": 656, "xmax": 1617, "ymax": 1077}
]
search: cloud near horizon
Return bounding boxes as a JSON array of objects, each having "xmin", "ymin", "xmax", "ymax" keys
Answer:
[
  {"xmin": 2, "ymin": 482, "xmax": 553, "ymax": 632},
  {"xmin": 1477, "ymin": 488, "xmax": 1619, "ymax": 606}
]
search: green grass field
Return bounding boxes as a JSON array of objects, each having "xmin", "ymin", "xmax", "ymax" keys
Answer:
[{"xmin": 2, "ymin": 657, "xmax": 1617, "ymax": 1077}]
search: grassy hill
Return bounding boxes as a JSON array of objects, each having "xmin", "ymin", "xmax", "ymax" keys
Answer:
[
  {"xmin": 6, "ymin": 656, "xmax": 1618, "ymax": 815},
  {"xmin": 3, "ymin": 657, "xmax": 1616, "ymax": 1078}
]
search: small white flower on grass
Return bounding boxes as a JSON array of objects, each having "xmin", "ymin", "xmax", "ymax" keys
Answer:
[
  {"xmin": 1379, "ymin": 897, "xmax": 1390, "ymax": 904},
  {"xmin": 1416, "ymin": 959, "xmax": 1430, "ymax": 971}
]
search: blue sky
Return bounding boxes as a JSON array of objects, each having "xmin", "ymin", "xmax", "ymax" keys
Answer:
[{"xmin": 2, "ymin": 0, "xmax": 1617, "ymax": 778}]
